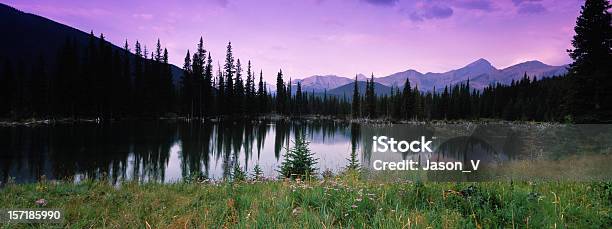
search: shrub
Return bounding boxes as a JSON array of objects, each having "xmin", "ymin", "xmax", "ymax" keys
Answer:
[
  {"xmin": 252, "ymin": 164, "xmax": 264, "ymax": 180},
  {"xmin": 278, "ymin": 134, "xmax": 318, "ymax": 179},
  {"xmin": 232, "ymin": 164, "xmax": 247, "ymax": 182}
]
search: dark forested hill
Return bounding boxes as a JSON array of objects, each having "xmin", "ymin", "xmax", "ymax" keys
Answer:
[{"xmin": 0, "ymin": 3, "xmax": 182, "ymax": 81}]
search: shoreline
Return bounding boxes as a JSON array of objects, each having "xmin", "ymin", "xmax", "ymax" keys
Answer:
[{"xmin": 0, "ymin": 115, "xmax": 566, "ymax": 127}]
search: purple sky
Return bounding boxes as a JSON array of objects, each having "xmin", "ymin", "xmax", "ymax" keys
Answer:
[{"xmin": 3, "ymin": 0, "xmax": 582, "ymax": 81}]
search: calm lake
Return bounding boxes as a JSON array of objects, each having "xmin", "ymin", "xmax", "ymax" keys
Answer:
[{"xmin": 1, "ymin": 120, "xmax": 611, "ymax": 183}]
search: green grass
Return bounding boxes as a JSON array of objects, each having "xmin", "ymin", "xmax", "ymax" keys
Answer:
[{"xmin": 1, "ymin": 174, "xmax": 611, "ymax": 228}]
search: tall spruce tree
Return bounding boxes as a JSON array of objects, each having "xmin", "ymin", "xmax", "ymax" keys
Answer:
[
  {"xmin": 234, "ymin": 59, "xmax": 245, "ymax": 114},
  {"xmin": 224, "ymin": 42, "xmax": 235, "ymax": 115},
  {"xmin": 567, "ymin": 0, "xmax": 612, "ymax": 122},
  {"xmin": 392, "ymin": 87, "xmax": 402, "ymax": 119},
  {"xmin": 295, "ymin": 81, "xmax": 302, "ymax": 115},
  {"xmin": 413, "ymin": 84, "xmax": 423, "ymax": 119},
  {"xmin": 276, "ymin": 70, "xmax": 285, "ymax": 114},
  {"xmin": 402, "ymin": 78, "xmax": 413, "ymax": 120},
  {"xmin": 81, "ymin": 32, "xmax": 96, "ymax": 116},
  {"xmin": 258, "ymin": 70, "xmax": 266, "ymax": 113},
  {"xmin": 162, "ymin": 48, "xmax": 174, "ymax": 113},
  {"xmin": 287, "ymin": 78, "xmax": 292, "ymax": 115},
  {"xmin": 203, "ymin": 53, "xmax": 213, "ymax": 116},
  {"xmin": 121, "ymin": 40, "xmax": 131, "ymax": 116},
  {"xmin": 365, "ymin": 74, "xmax": 377, "ymax": 118},
  {"xmin": 181, "ymin": 50, "xmax": 193, "ymax": 117},
  {"xmin": 440, "ymin": 86, "xmax": 449, "ymax": 119},
  {"xmin": 245, "ymin": 61, "xmax": 255, "ymax": 113},
  {"xmin": 193, "ymin": 38, "xmax": 206, "ymax": 118},
  {"xmin": 216, "ymin": 62, "xmax": 225, "ymax": 115},
  {"xmin": 351, "ymin": 75, "xmax": 360, "ymax": 118}
]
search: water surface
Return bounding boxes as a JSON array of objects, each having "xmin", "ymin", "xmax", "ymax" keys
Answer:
[{"xmin": 1, "ymin": 120, "xmax": 611, "ymax": 183}]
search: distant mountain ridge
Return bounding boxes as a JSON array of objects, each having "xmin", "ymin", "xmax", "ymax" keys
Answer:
[
  {"xmin": 294, "ymin": 58, "xmax": 568, "ymax": 93},
  {"xmin": 327, "ymin": 81, "xmax": 392, "ymax": 97}
]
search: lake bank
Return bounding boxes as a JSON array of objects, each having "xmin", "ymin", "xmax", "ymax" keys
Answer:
[
  {"xmin": 1, "ymin": 176, "xmax": 610, "ymax": 228},
  {"xmin": 0, "ymin": 114, "xmax": 568, "ymax": 127}
]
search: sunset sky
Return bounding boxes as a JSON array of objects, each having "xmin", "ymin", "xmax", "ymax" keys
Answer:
[{"xmin": 2, "ymin": 0, "xmax": 582, "ymax": 81}]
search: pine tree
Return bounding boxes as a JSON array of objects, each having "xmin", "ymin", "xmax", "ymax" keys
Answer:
[
  {"xmin": 81, "ymin": 32, "xmax": 97, "ymax": 116},
  {"xmin": 566, "ymin": 0, "xmax": 612, "ymax": 122},
  {"xmin": 192, "ymin": 38, "xmax": 206, "ymax": 118},
  {"xmin": 216, "ymin": 63, "xmax": 225, "ymax": 115},
  {"xmin": 252, "ymin": 164, "xmax": 264, "ymax": 180},
  {"xmin": 365, "ymin": 74, "xmax": 377, "ymax": 118},
  {"xmin": 276, "ymin": 70, "xmax": 285, "ymax": 114},
  {"xmin": 234, "ymin": 59, "xmax": 245, "ymax": 114},
  {"xmin": 133, "ymin": 41, "xmax": 144, "ymax": 115},
  {"xmin": 162, "ymin": 48, "xmax": 174, "ymax": 113},
  {"xmin": 295, "ymin": 81, "xmax": 302, "ymax": 115},
  {"xmin": 95, "ymin": 33, "xmax": 107, "ymax": 116},
  {"xmin": 413, "ymin": 84, "xmax": 424, "ymax": 119},
  {"xmin": 351, "ymin": 76, "xmax": 360, "ymax": 118},
  {"xmin": 245, "ymin": 61, "xmax": 255, "ymax": 113},
  {"xmin": 286, "ymin": 78, "xmax": 292, "ymax": 115},
  {"xmin": 121, "ymin": 40, "xmax": 132, "ymax": 116},
  {"xmin": 440, "ymin": 86, "xmax": 449, "ymax": 119},
  {"xmin": 154, "ymin": 39, "xmax": 162, "ymax": 61},
  {"xmin": 391, "ymin": 87, "xmax": 401, "ymax": 119},
  {"xmin": 257, "ymin": 70, "xmax": 265, "ymax": 113},
  {"xmin": 402, "ymin": 78, "xmax": 413, "ymax": 120},
  {"xmin": 99, "ymin": 33, "xmax": 114, "ymax": 117},
  {"xmin": 181, "ymin": 50, "xmax": 193, "ymax": 117},
  {"xmin": 232, "ymin": 163, "xmax": 247, "ymax": 182},
  {"xmin": 278, "ymin": 134, "xmax": 318, "ymax": 179},
  {"xmin": 264, "ymin": 81, "xmax": 269, "ymax": 112},
  {"xmin": 223, "ymin": 42, "xmax": 235, "ymax": 115},
  {"xmin": 203, "ymin": 53, "xmax": 213, "ymax": 116},
  {"xmin": 197, "ymin": 38, "xmax": 207, "ymax": 117}
]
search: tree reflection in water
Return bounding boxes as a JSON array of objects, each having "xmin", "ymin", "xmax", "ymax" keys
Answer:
[{"xmin": 0, "ymin": 120, "xmax": 353, "ymax": 184}]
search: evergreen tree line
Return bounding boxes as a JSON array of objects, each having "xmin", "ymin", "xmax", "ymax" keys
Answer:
[
  {"xmin": 348, "ymin": 74, "xmax": 568, "ymax": 122},
  {"xmin": 0, "ymin": 36, "xmax": 590, "ymax": 123},
  {"xmin": 0, "ymin": 0, "xmax": 610, "ymax": 122},
  {"xmin": 180, "ymin": 40, "xmax": 279, "ymax": 118},
  {"xmin": 269, "ymin": 71, "xmax": 568, "ymax": 122},
  {"xmin": 0, "ymin": 32, "xmax": 174, "ymax": 119},
  {"xmin": 273, "ymin": 70, "xmax": 351, "ymax": 117}
]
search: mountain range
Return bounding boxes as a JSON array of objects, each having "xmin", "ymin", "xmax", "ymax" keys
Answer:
[
  {"xmin": 295, "ymin": 58, "xmax": 567, "ymax": 94},
  {"xmin": 327, "ymin": 81, "xmax": 392, "ymax": 97}
]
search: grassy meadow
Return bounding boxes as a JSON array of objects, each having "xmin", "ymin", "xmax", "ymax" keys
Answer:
[{"xmin": 1, "ymin": 173, "xmax": 611, "ymax": 228}]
